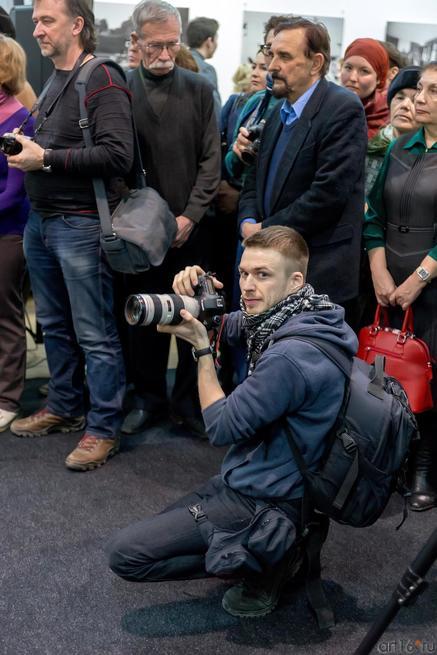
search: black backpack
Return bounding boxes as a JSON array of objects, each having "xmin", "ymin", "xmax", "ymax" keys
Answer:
[
  {"xmin": 267, "ymin": 335, "xmax": 418, "ymax": 528},
  {"xmin": 261, "ymin": 334, "xmax": 418, "ymax": 630}
]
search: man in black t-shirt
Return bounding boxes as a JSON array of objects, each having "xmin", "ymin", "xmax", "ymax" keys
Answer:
[{"xmin": 7, "ymin": 0, "xmax": 134, "ymax": 470}]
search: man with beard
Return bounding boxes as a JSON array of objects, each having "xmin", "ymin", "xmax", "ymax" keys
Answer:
[
  {"xmin": 7, "ymin": 0, "xmax": 133, "ymax": 469},
  {"xmin": 236, "ymin": 17, "xmax": 367, "ymax": 323}
]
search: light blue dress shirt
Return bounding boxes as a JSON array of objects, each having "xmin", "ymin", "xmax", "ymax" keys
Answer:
[
  {"xmin": 241, "ymin": 78, "xmax": 321, "ymax": 231},
  {"xmin": 279, "ymin": 78, "xmax": 320, "ymax": 126}
]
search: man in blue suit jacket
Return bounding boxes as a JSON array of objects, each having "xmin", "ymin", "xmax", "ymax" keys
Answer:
[{"xmin": 238, "ymin": 16, "xmax": 368, "ymax": 312}]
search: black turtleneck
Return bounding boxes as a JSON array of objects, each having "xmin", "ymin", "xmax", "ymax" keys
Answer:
[
  {"xmin": 139, "ymin": 64, "xmax": 175, "ymax": 116},
  {"xmin": 128, "ymin": 64, "xmax": 221, "ymax": 223}
]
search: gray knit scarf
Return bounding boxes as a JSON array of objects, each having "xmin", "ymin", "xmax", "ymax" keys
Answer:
[{"xmin": 240, "ymin": 283, "xmax": 335, "ymax": 374}]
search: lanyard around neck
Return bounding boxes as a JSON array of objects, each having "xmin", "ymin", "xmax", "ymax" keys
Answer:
[{"xmin": 18, "ymin": 51, "xmax": 89, "ymax": 137}]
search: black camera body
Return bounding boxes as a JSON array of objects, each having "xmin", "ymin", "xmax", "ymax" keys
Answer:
[
  {"xmin": 125, "ymin": 274, "xmax": 225, "ymax": 329},
  {"xmin": 194, "ymin": 274, "xmax": 226, "ymax": 328},
  {"xmin": 0, "ymin": 133, "xmax": 23, "ymax": 156},
  {"xmin": 240, "ymin": 119, "xmax": 266, "ymax": 165}
]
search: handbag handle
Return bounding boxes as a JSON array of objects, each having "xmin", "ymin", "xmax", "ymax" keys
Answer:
[
  {"xmin": 373, "ymin": 304, "xmax": 414, "ymax": 335},
  {"xmin": 400, "ymin": 307, "xmax": 414, "ymax": 334},
  {"xmin": 373, "ymin": 304, "xmax": 389, "ymax": 329}
]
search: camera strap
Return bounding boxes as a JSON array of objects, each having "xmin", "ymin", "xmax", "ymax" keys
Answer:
[
  {"xmin": 18, "ymin": 51, "xmax": 89, "ymax": 138},
  {"xmin": 211, "ymin": 315, "xmax": 226, "ymax": 370}
]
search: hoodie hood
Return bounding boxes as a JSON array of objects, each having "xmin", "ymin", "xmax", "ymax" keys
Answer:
[
  {"xmin": 224, "ymin": 305, "xmax": 358, "ymax": 363},
  {"xmin": 206, "ymin": 305, "xmax": 358, "ymax": 501},
  {"xmin": 267, "ymin": 305, "xmax": 358, "ymax": 361}
]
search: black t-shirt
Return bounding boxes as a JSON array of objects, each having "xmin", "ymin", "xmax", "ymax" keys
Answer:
[{"xmin": 25, "ymin": 60, "xmax": 134, "ymax": 216}]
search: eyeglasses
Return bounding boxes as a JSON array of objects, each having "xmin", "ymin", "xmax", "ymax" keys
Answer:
[
  {"xmin": 138, "ymin": 40, "xmax": 181, "ymax": 56},
  {"xmin": 259, "ymin": 44, "xmax": 273, "ymax": 58}
]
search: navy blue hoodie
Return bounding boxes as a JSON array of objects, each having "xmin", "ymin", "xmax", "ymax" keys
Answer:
[{"xmin": 202, "ymin": 307, "xmax": 358, "ymax": 500}]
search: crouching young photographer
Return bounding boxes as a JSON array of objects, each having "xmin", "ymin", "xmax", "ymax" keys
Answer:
[{"xmin": 107, "ymin": 226, "xmax": 357, "ymax": 618}]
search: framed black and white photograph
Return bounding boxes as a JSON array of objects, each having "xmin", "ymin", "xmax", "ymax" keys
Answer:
[
  {"xmin": 94, "ymin": 2, "xmax": 136, "ymax": 64},
  {"xmin": 386, "ymin": 21, "xmax": 437, "ymax": 66},
  {"xmin": 93, "ymin": 3, "xmax": 189, "ymax": 65}
]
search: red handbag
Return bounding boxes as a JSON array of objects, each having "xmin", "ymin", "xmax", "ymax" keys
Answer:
[{"xmin": 357, "ymin": 305, "xmax": 434, "ymax": 413}]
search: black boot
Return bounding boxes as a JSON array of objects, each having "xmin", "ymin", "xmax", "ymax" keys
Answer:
[
  {"xmin": 221, "ymin": 545, "xmax": 304, "ymax": 618},
  {"xmin": 409, "ymin": 423, "xmax": 437, "ymax": 512}
]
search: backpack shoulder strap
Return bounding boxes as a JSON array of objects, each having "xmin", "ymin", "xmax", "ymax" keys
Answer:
[
  {"xmin": 267, "ymin": 332, "xmax": 340, "ymax": 629},
  {"xmin": 272, "ymin": 333, "xmax": 387, "ymax": 399},
  {"xmin": 269, "ymin": 333, "xmax": 355, "ymax": 517},
  {"xmin": 268, "ymin": 333, "xmax": 353, "ymax": 377}
]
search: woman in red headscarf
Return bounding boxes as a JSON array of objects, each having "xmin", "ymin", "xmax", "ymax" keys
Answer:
[{"xmin": 341, "ymin": 38, "xmax": 390, "ymax": 139}]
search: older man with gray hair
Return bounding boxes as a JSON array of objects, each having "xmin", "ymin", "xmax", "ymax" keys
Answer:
[{"xmin": 120, "ymin": 0, "xmax": 221, "ymax": 436}]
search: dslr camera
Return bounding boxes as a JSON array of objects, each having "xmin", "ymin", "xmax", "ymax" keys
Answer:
[
  {"xmin": 0, "ymin": 133, "xmax": 23, "ymax": 156},
  {"xmin": 240, "ymin": 119, "xmax": 266, "ymax": 165},
  {"xmin": 125, "ymin": 274, "xmax": 225, "ymax": 329}
]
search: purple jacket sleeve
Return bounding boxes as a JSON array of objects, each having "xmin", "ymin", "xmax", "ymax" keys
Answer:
[{"xmin": 0, "ymin": 117, "xmax": 34, "ymax": 217}]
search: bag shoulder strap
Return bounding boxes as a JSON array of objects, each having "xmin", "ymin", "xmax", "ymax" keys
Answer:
[
  {"xmin": 268, "ymin": 333, "xmax": 353, "ymax": 377},
  {"xmin": 270, "ymin": 328, "xmax": 387, "ymax": 399},
  {"xmin": 268, "ymin": 333, "xmax": 356, "ymax": 516},
  {"xmin": 74, "ymin": 57, "xmax": 116, "ymax": 238},
  {"xmin": 265, "ymin": 332, "xmax": 352, "ymax": 465},
  {"xmin": 75, "ymin": 57, "xmax": 145, "ymax": 190},
  {"xmin": 74, "ymin": 57, "xmax": 146, "ymax": 239}
]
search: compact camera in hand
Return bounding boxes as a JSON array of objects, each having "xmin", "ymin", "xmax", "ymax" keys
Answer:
[
  {"xmin": 125, "ymin": 274, "xmax": 225, "ymax": 329},
  {"xmin": 240, "ymin": 119, "xmax": 266, "ymax": 165},
  {"xmin": 0, "ymin": 133, "xmax": 23, "ymax": 156}
]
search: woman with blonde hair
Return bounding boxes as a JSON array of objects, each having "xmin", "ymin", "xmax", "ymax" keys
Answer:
[
  {"xmin": 0, "ymin": 8, "xmax": 36, "ymax": 109},
  {"xmin": 0, "ymin": 34, "xmax": 35, "ymax": 430}
]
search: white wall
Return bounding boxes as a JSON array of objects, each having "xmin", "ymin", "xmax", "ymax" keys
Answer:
[
  {"xmin": 6, "ymin": 0, "xmax": 437, "ymax": 100},
  {"xmin": 241, "ymin": 11, "xmax": 344, "ymax": 63},
  {"xmin": 194, "ymin": 0, "xmax": 437, "ymax": 101}
]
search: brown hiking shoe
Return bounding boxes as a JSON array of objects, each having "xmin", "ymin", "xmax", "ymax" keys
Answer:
[
  {"xmin": 65, "ymin": 434, "xmax": 120, "ymax": 471},
  {"xmin": 10, "ymin": 408, "xmax": 86, "ymax": 438}
]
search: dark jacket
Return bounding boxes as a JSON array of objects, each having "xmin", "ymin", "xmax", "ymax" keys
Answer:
[
  {"xmin": 238, "ymin": 78, "xmax": 367, "ymax": 303},
  {"xmin": 189, "ymin": 48, "xmax": 221, "ymax": 122},
  {"xmin": 202, "ymin": 307, "xmax": 358, "ymax": 500}
]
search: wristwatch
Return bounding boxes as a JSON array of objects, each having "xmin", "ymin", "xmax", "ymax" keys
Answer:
[
  {"xmin": 415, "ymin": 266, "xmax": 431, "ymax": 283},
  {"xmin": 192, "ymin": 345, "xmax": 215, "ymax": 362},
  {"xmin": 41, "ymin": 149, "xmax": 52, "ymax": 173}
]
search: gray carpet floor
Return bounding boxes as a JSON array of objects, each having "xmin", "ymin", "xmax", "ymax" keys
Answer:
[{"xmin": 1, "ymin": 378, "xmax": 436, "ymax": 655}]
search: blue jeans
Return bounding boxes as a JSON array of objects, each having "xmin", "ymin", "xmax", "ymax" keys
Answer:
[{"xmin": 23, "ymin": 211, "xmax": 125, "ymax": 438}]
